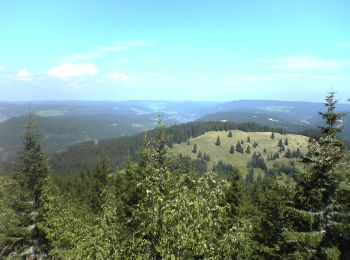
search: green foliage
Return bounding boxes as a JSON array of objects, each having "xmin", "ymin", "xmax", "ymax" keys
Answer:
[
  {"xmin": 285, "ymin": 92, "xmax": 347, "ymax": 258},
  {"xmin": 1, "ymin": 114, "xmax": 50, "ymax": 257},
  {"xmin": 1, "ymin": 95, "xmax": 349, "ymax": 258}
]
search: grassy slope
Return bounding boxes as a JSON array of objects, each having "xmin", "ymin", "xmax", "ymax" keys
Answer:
[{"xmin": 171, "ymin": 130, "xmax": 309, "ymax": 177}]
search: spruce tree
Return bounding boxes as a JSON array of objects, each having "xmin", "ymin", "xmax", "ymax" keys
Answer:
[
  {"xmin": 192, "ymin": 144, "xmax": 197, "ymax": 153},
  {"xmin": 4, "ymin": 114, "xmax": 50, "ymax": 257},
  {"xmin": 228, "ymin": 130, "xmax": 233, "ymax": 137},
  {"xmin": 278, "ymin": 139, "xmax": 283, "ymax": 148},
  {"xmin": 229, "ymin": 145, "xmax": 235, "ymax": 154},
  {"xmin": 246, "ymin": 145, "xmax": 251, "ymax": 154},
  {"xmin": 283, "ymin": 92, "xmax": 346, "ymax": 258},
  {"xmin": 215, "ymin": 136, "xmax": 221, "ymax": 146},
  {"xmin": 271, "ymin": 132, "xmax": 275, "ymax": 139},
  {"xmin": 284, "ymin": 138, "xmax": 289, "ymax": 146},
  {"xmin": 285, "ymin": 149, "xmax": 292, "ymax": 158},
  {"xmin": 236, "ymin": 141, "xmax": 244, "ymax": 153}
]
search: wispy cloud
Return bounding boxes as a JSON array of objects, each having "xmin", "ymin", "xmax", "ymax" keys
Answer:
[
  {"xmin": 64, "ymin": 40, "xmax": 154, "ymax": 62},
  {"xmin": 110, "ymin": 71, "xmax": 136, "ymax": 85},
  {"xmin": 17, "ymin": 69, "xmax": 32, "ymax": 80},
  {"xmin": 49, "ymin": 64, "xmax": 97, "ymax": 77},
  {"xmin": 254, "ymin": 55, "xmax": 349, "ymax": 70}
]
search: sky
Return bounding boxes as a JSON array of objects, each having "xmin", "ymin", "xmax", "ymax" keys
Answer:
[{"xmin": 0, "ymin": 0, "xmax": 350, "ymax": 102}]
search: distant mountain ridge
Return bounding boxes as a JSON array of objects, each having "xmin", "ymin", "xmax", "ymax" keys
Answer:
[{"xmin": 1, "ymin": 99, "xmax": 349, "ymax": 162}]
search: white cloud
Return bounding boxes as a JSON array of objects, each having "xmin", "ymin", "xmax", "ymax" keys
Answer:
[
  {"xmin": 255, "ymin": 55, "xmax": 349, "ymax": 70},
  {"xmin": 49, "ymin": 64, "xmax": 97, "ymax": 77},
  {"xmin": 17, "ymin": 69, "xmax": 32, "ymax": 79},
  {"xmin": 64, "ymin": 40, "xmax": 153, "ymax": 62},
  {"xmin": 110, "ymin": 72, "xmax": 136, "ymax": 84}
]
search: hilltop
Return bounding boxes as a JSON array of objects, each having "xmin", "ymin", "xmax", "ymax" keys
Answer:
[{"xmin": 171, "ymin": 130, "xmax": 309, "ymax": 179}]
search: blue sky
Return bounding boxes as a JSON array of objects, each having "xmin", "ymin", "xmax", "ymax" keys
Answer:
[{"xmin": 0, "ymin": 0, "xmax": 350, "ymax": 102}]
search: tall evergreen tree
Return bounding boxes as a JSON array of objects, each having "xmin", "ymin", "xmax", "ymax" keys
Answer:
[
  {"xmin": 283, "ymin": 92, "xmax": 346, "ymax": 258},
  {"xmin": 4, "ymin": 114, "xmax": 50, "ymax": 257}
]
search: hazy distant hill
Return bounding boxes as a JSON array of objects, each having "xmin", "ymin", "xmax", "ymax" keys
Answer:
[
  {"xmin": 1, "ymin": 99, "xmax": 349, "ymax": 162},
  {"xmin": 0, "ymin": 101, "xmax": 218, "ymax": 160},
  {"xmin": 209, "ymin": 100, "xmax": 350, "ymax": 125},
  {"xmin": 0, "ymin": 114, "xmax": 154, "ymax": 161},
  {"xmin": 198, "ymin": 111, "xmax": 309, "ymax": 132}
]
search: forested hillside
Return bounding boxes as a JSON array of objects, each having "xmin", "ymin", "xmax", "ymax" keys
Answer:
[
  {"xmin": 0, "ymin": 93, "xmax": 349, "ymax": 259},
  {"xmin": 49, "ymin": 121, "xmax": 286, "ymax": 175}
]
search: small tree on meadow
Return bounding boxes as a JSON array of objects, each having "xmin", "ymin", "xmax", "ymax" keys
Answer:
[
  {"xmin": 246, "ymin": 145, "xmax": 251, "ymax": 154},
  {"xmin": 192, "ymin": 144, "xmax": 197, "ymax": 153},
  {"xmin": 228, "ymin": 130, "xmax": 233, "ymax": 137},
  {"xmin": 229, "ymin": 145, "xmax": 235, "ymax": 154},
  {"xmin": 215, "ymin": 136, "xmax": 221, "ymax": 146}
]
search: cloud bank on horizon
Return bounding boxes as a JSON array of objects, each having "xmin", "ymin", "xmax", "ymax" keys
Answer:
[{"xmin": 0, "ymin": 1, "xmax": 350, "ymax": 102}]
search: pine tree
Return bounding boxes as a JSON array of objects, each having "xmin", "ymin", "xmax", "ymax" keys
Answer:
[
  {"xmin": 229, "ymin": 145, "xmax": 235, "ymax": 154},
  {"xmin": 192, "ymin": 144, "xmax": 197, "ymax": 153},
  {"xmin": 278, "ymin": 139, "xmax": 283, "ymax": 148},
  {"xmin": 236, "ymin": 141, "xmax": 244, "ymax": 153},
  {"xmin": 285, "ymin": 149, "xmax": 292, "ymax": 158},
  {"xmin": 197, "ymin": 150, "xmax": 202, "ymax": 159},
  {"xmin": 283, "ymin": 92, "xmax": 346, "ymax": 258},
  {"xmin": 247, "ymin": 136, "xmax": 251, "ymax": 143},
  {"xmin": 246, "ymin": 145, "xmax": 251, "ymax": 154},
  {"xmin": 271, "ymin": 132, "xmax": 275, "ymax": 139},
  {"xmin": 284, "ymin": 138, "xmax": 289, "ymax": 146},
  {"xmin": 215, "ymin": 136, "xmax": 221, "ymax": 146},
  {"xmin": 228, "ymin": 130, "xmax": 233, "ymax": 137},
  {"xmin": 4, "ymin": 114, "xmax": 50, "ymax": 257}
]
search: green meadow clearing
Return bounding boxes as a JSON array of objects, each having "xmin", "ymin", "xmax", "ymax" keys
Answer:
[{"xmin": 171, "ymin": 130, "xmax": 309, "ymax": 177}]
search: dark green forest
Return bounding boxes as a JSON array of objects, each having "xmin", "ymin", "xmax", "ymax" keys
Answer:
[{"xmin": 1, "ymin": 93, "xmax": 350, "ymax": 259}]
